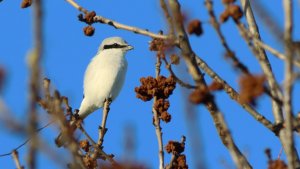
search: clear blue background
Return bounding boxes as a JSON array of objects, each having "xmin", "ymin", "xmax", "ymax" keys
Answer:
[{"xmin": 1, "ymin": 0, "xmax": 300, "ymax": 168}]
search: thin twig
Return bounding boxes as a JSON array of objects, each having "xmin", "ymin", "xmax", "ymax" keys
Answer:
[
  {"xmin": 0, "ymin": 120, "xmax": 54, "ymax": 157},
  {"xmin": 195, "ymin": 56, "xmax": 275, "ymax": 132},
  {"xmin": 251, "ymin": 0, "xmax": 284, "ymax": 44},
  {"xmin": 238, "ymin": 24, "xmax": 300, "ymax": 68},
  {"xmin": 238, "ymin": 1, "xmax": 284, "ymax": 124},
  {"xmin": 239, "ymin": 1, "xmax": 300, "ymax": 168},
  {"xmin": 12, "ymin": 150, "xmax": 23, "ymax": 169},
  {"xmin": 78, "ymin": 125, "xmax": 118, "ymax": 166},
  {"xmin": 283, "ymin": 1, "xmax": 299, "ymax": 168},
  {"xmin": 27, "ymin": 0, "xmax": 43, "ymax": 168},
  {"xmin": 97, "ymin": 99, "xmax": 112, "ymax": 148},
  {"xmin": 205, "ymin": 0, "xmax": 249, "ymax": 74},
  {"xmin": 65, "ymin": 0, "xmax": 168, "ymax": 40},
  {"xmin": 160, "ymin": 0, "xmax": 175, "ymax": 37},
  {"xmin": 162, "ymin": 58, "xmax": 196, "ymax": 89},
  {"xmin": 153, "ymin": 56, "xmax": 165, "ymax": 169}
]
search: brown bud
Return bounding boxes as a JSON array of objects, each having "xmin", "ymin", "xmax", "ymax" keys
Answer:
[
  {"xmin": 160, "ymin": 111, "xmax": 171, "ymax": 123},
  {"xmin": 239, "ymin": 74, "xmax": 265, "ymax": 105},
  {"xmin": 85, "ymin": 11, "xmax": 96, "ymax": 24},
  {"xmin": 189, "ymin": 87, "xmax": 213, "ymax": 104},
  {"xmin": 187, "ymin": 19, "xmax": 203, "ymax": 36},
  {"xmin": 222, "ymin": 0, "xmax": 236, "ymax": 4},
  {"xmin": 177, "ymin": 155, "xmax": 188, "ymax": 169},
  {"xmin": 209, "ymin": 81, "xmax": 223, "ymax": 91},
  {"xmin": 21, "ymin": 0, "xmax": 32, "ymax": 8},
  {"xmin": 79, "ymin": 140, "xmax": 90, "ymax": 152},
  {"xmin": 220, "ymin": 10, "xmax": 230, "ymax": 23},
  {"xmin": 83, "ymin": 26, "xmax": 95, "ymax": 36},
  {"xmin": 228, "ymin": 5, "xmax": 243, "ymax": 21},
  {"xmin": 165, "ymin": 140, "xmax": 185, "ymax": 154}
]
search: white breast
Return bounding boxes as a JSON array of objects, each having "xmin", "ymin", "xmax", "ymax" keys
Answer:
[{"xmin": 78, "ymin": 49, "xmax": 128, "ymax": 119}]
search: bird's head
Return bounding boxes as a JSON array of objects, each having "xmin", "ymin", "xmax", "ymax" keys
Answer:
[{"xmin": 99, "ymin": 37, "xmax": 133, "ymax": 52}]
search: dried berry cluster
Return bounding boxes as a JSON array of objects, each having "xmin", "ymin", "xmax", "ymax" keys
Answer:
[
  {"xmin": 154, "ymin": 99, "xmax": 171, "ymax": 122},
  {"xmin": 135, "ymin": 76, "xmax": 176, "ymax": 122},
  {"xmin": 220, "ymin": 4, "xmax": 243, "ymax": 23},
  {"xmin": 135, "ymin": 76, "xmax": 176, "ymax": 101},
  {"xmin": 78, "ymin": 139, "xmax": 98, "ymax": 169},
  {"xmin": 78, "ymin": 11, "xmax": 97, "ymax": 36},
  {"xmin": 239, "ymin": 74, "xmax": 265, "ymax": 105},
  {"xmin": 149, "ymin": 38, "xmax": 175, "ymax": 59},
  {"xmin": 165, "ymin": 139, "xmax": 188, "ymax": 169},
  {"xmin": 189, "ymin": 81, "xmax": 223, "ymax": 104},
  {"xmin": 187, "ymin": 19, "xmax": 203, "ymax": 36}
]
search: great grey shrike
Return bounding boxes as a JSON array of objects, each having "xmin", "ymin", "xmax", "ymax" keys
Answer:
[{"xmin": 55, "ymin": 37, "xmax": 133, "ymax": 147}]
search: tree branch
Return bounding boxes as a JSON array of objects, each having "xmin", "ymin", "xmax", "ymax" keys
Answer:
[
  {"xmin": 65, "ymin": 0, "xmax": 169, "ymax": 39},
  {"xmin": 283, "ymin": 0, "xmax": 299, "ymax": 168},
  {"xmin": 168, "ymin": 1, "xmax": 252, "ymax": 168},
  {"xmin": 97, "ymin": 99, "xmax": 112, "ymax": 148},
  {"xmin": 153, "ymin": 56, "xmax": 165, "ymax": 169}
]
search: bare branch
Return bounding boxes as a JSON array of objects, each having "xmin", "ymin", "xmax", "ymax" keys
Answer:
[
  {"xmin": 238, "ymin": 0, "xmax": 284, "ymax": 124},
  {"xmin": 162, "ymin": 58, "xmax": 196, "ymax": 89},
  {"xmin": 65, "ymin": 0, "xmax": 169, "ymax": 39},
  {"xmin": 12, "ymin": 150, "xmax": 23, "ymax": 169},
  {"xmin": 27, "ymin": 0, "xmax": 43, "ymax": 168},
  {"xmin": 282, "ymin": 0, "xmax": 299, "ymax": 168},
  {"xmin": 195, "ymin": 56, "xmax": 275, "ymax": 132},
  {"xmin": 205, "ymin": 0, "xmax": 250, "ymax": 74},
  {"xmin": 168, "ymin": 1, "xmax": 252, "ymax": 168},
  {"xmin": 153, "ymin": 56, "xmax": 165, "ymax": 169}
]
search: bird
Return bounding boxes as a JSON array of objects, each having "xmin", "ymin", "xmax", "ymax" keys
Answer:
[{"xmin": 55, "ymin": 37, "xmax": 133, "ymax": 147}]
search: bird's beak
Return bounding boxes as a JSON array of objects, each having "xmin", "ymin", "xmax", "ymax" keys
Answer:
[{"xmin": 126, "ymin": 45, "xmax": 134, "ymax": 51}]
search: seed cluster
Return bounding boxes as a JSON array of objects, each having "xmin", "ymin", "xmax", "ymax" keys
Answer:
[
  {"xmin": 165, "ymin": 139, "xmax": 188, "ymax": 169},
  {"xmin": 78, "ymin": 11, "xmax": 97, "ymax": 36},
  {"xmin": 189, "ymin": 81, "xmax": 223, "ymax": 104},
  {"xmin": 239, "ymin": 74, "xmax": 265, "ymax": 105},
  {"xmin": 149, "ymin": 38, "xmax": 175, "ymax": 59},
  {"xmin": 135, "ymin": 76, "xmax": 176, "ymax": 123}
]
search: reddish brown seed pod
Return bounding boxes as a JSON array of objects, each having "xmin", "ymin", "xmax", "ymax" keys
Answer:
[
  {"xmin": 187, "ymin": 19, "xmax": 203, "ymax": 36},
  {"xmin": 83, "ymin": 26, "xmax": 95, "ymax": 36}
]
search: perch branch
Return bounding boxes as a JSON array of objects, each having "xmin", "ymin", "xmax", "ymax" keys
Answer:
[{"xmin": 97, "ymin": 99, "xmax": 112, "ymax": 148}]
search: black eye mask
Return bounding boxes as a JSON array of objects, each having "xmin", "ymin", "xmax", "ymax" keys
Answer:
[{"xmin": 103, "ymin": 43, "xmax": 128, "ymax": 50}]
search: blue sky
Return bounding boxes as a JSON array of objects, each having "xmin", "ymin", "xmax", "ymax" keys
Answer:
[{"xmin": 0, "ymin": 0, "xmax": 300, "ymax": 168}]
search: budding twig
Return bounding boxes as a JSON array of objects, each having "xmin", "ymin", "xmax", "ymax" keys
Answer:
[
  {"xmin": 78, "ymin": 124, "xmax": 118, "ymax": 166},
  {"xmin": 65, "ymin": 0, "xmax": 169, "ymax": 40}
]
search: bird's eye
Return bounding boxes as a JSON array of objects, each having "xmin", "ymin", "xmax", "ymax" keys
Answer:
[{"xmin": 113, "ymin": 43, "xmax": 119, "ymax": 47}]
